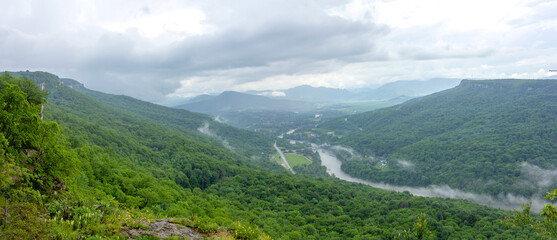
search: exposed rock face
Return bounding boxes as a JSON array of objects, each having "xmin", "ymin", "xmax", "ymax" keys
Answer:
[
  {"xmin": 51, "ymin": 177, "xmax": 66, "ymax": 195},
  {"xmin": 119, "ymin": 218, "xmax": 205, "ymax": 239}
]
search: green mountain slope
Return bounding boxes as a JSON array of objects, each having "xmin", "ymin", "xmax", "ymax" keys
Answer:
[
  {"xmin": 56, "ymin": 77, "xmax": 279, "ymax": 169},
  {"xmin": 175, "ymin": 91, "xmax": 315, "ymax": 114},
  {"xmin": 1, "ymin": 72, "xmax": 537, "ymax": 239},
  {"xmin": 314, "ymin": 79, "xmax": 557, "ymax": 197}
]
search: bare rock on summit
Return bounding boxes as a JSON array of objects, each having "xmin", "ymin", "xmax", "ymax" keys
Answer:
[{"xmin": 120, "ymin": 218, "xmax": 205, "ymax": 239}]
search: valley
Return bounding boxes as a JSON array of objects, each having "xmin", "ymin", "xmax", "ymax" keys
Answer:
[
  {"xmin": 314, "ymin": 144, "xmax": 550, "ymax": 212},
  {"xmin": 191, "ymin": 78, "xmax": 557, "ymax": 213},
  {"xmin": 4, "ymin": 1, "xmax": 557, "ymax": 239},
  {"xmin": 1, "ymin": 71, "xmax": 554, "ymax": 239}
]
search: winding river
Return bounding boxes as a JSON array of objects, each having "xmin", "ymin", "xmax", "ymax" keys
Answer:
[{"xmin": 314, "ymin": 145, "xmax": 548, "ymax": 212}]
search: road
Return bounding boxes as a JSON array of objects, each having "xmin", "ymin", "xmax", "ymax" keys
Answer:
[{"xmin": 274, "ymin": 141, "xmax": 295, "ymax": 174}]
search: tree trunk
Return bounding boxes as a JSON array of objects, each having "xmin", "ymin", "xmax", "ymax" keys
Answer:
[{"xmin": 3, "ymin": 197, "xmax": 9, "ymax": 223}]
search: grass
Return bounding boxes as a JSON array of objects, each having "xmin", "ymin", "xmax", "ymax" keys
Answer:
[{"xmin": 284, "ymin": 153, "xmax": 311, "ymax": 167}]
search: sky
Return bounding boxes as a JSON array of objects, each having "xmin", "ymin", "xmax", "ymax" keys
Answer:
[{"xmin": 1, "ymin": 0, "xmax": 557, "ymax": 103}]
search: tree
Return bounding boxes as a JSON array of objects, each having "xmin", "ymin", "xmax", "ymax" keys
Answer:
[
  {"xmin": 507, "ymin": 190, "xmax": 557, "ymax": 239},
  {"xmin": 0, "ymin": 76, "xmax": 75, "ymax": 237},
  {"xmin": 414, "ymin": 213, "xmax": 429, "ymax": 239}
]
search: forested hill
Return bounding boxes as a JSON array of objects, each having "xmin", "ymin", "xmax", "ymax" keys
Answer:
[
  {"xmin": 0, "ymin": 72, "xmax": 539, "ymax": 238},
  {"xmin": 314, "ymin": 79, "xmax": 557, "ymax": 197},
  {"xmin": 11, "ymin": 72, "xmax": 278, "ymax": 169}
]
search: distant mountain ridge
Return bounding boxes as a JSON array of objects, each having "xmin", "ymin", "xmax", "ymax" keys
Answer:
[
  {"xmin": 175, "ymin": 91, "xmax": 316, "ymax": 114},
  {"xmin": 281, "ymin": 84, "xmax": 353, "ymax": 102},
  {"xmin": 2, "ymin": 72, "xmax": 528, "ymax": 239},
  {"xmin": 2, "ymin": 71, "xmax": 532, "ymax": 239},
  {"xmin": 353, "ymin": 78, "xmax": 462, "ymax": 100},
  {"xmin": 173, "ymin": 78, "xmax": 462, "ymax": 115},
  {"xmin": 249, "ymin": 78, "xmax": 461, "ymax": 102}
]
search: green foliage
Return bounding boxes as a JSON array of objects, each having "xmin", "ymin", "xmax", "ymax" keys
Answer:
[
  {"xmin": 69, "ymin": 84, "xmax": 278, "ymax": 168},
  {"xmin": 312, "ymin": 79, "xmax": 557, "ymax": 196},
  {"xmin": 0, "ymin": 72, "xmax": 47, "ymax": 105},
  {"xmin": 507, "ymin": 192, "xmax": 557, "ymax": 239},
  {"xmin": 413, "ymin": 213, "xmax": 430, "ymax": 239},
  {"xmin": 0, "ymin": 201, "xmax": 49, "ymax": 239},
  {"xmin": 0, "ymin": 72, "xmax": 540, "ymax": 239},
  {"xmin": 546, "ymin": 189, "xmax": 557, "ymax": 200},
  {"xmin": 0, "ymin": 73, "xmax": 77, "ymax": 238},
  {"xmin": 174, "ymin": 215, "xmax": 220, "ymax": 234},
  {"xmin": 230, "ymin": 221, "xmax": 259, "ymax": 240},
  {"xmin": 46, "ymin": 198, "xmax": 106, "ymax": 236}
]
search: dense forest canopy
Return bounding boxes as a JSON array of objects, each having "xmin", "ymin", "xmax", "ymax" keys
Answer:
[
  {"xmin": 303, "ymin": 79, "xmax": 557, "ymax": 198},
  {"xmin": 0, "ymin": 72, "xmax": 552, "ymax": 239}
]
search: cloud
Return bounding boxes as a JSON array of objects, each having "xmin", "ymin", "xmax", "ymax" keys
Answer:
[
  {"xmin": 1, "ymin": 0, "xmax": 557, "ymax": 102},
  {"xmin": 214, "ymin": 116, "xmax": 225, "ymax": 123},
  {"xmin": 519, "ymin": 162, "xmax": 557, "ymax": 188},
  {"xmin": 258, "ymin": 91, "xmax": 286, "ymax": 97},
  {"xmin": 159, "ymin": 16, "xmax": 385, "ymax": 79},
  {"xmin": 396, "ymin": 159, "xmax": 415, "ymax": 171},
  {"xmin": 197, "ymin": 122, "xmax": 233, "ymax": 150},
  {"xmin": 331, "ymin": 145, "xmax": 358, "ymax": 157},
  {"xmin": 2, "ymin": 0, "xmax": 391, "ymax": 101}
]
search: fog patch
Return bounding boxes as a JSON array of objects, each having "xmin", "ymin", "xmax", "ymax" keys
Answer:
[
  {"xmin": 258, "ymin": 91, "xmax": 286, "ymax": 97},
  {"xmin": 315, "ymin": 144, "xmax": 552, "ymax": 213},
  {"xmin": 393, "ymin": 184, "xmax": 550, "ymax": 213},
  {"xmin": 197, "ymin": 122, "xmax": 233, "ymax": 151},
  {"xmin": 221, "ymin": 139, "xmax": 232, "ymax": 150},
  {"xmin": 520, "ymin": 162, "xmax": 557, "ymax": 188},
  {"xmin": 367, "ymin": 182, "xmax": 550, "ymax": 212},
  {"xmin": 198, "ymin": 122, "xmax": 216, "ymax": 137},
  {"xmin": 330, "ymin": 145, "xmax": 358, "ymax": 157},
  {"xmin": 397, "ymin": 159, "xmax": 415, "ymax": 171},
  {"xmin": 214, "ymin": 115, "xmax": 225, "ymax": 123}
]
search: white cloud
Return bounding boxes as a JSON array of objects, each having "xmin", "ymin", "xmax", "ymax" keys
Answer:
[
  {"xmin": 371, "ymin": 0, "xmax": 530, "ymax": 31},
  {"xmin": 397, "ymin": 159, "xmax": 415, "ymax": 171},
  {"xmin": 258, "ymin": 91, "xmax": 286, "ymax": 97},
  {"xmin": 0, "ymin": 0, "xmax": 556, "ymax": 102},
  {"xmin": 104, "ymin": 8, "xmax": 212, "ymax": 40},
  {"xmin": 326, "ymin": 0, "xmax": 375, "ymax": 24}
]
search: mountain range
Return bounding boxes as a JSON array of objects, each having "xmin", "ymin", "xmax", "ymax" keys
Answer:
[
  {"xmin": 1, "ymin": 71, "xmax": 538, "ymax": 238},
  {"xmin": 172, "ymin": 78, "xmax": 462, "ymax": 133},
  {"xmin": 175, "ymin": 91, "xmax": 316, "ymax": 114}
]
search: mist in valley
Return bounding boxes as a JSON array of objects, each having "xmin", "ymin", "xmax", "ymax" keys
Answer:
[
  {"xmin": 316, "ymin": 144, "xmax": 553, "ymax": 212},
  {"xmin": 198, "ymin": 122, "xmax": 233, "ymax": 151}
]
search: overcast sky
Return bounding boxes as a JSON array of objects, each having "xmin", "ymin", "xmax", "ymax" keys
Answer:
[{"xmin": 1, "ymin": 0, "xmax": 556, "ymax": 102}]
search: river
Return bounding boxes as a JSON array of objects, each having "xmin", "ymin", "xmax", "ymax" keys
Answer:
[{"xmin": 314, "ymin": 145, "xmax": 548, "ymax": 212}]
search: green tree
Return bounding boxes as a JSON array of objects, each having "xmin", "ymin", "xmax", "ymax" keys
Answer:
[
  {"xmin": 414, "ymin": 213, "xmax": 429, "ymax": 239},
  {"xmin": 0, "ymin": 76, "xmax": 75, "ymax": 237},
  {"xmin": 507, "ymin": 191, "xmax": 557, "ymax": 239}
]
